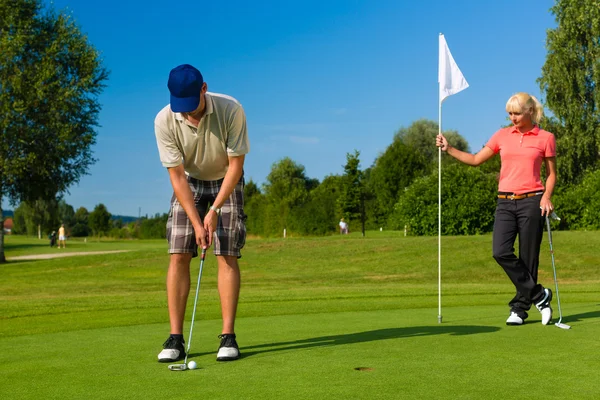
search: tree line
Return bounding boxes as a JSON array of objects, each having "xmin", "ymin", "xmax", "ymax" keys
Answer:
[
  {"xmin": 10, "ymin": 199, "xmax": 169, "ymax": 240},
  {"xmin": 1, "ymin": 0, "xmax": 599, "ymax": 261}
]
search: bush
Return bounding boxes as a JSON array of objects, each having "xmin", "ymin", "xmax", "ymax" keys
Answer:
[
  {"xmin": 388, "ymin": 163, "xmax": 498, "ymax": 235},
  {"xmin": 553, "ymin": 169, "xmax": 600, "ymax": 230}
]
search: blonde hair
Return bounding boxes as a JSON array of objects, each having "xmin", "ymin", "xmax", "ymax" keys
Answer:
[{"xmin": 505, "ymin": 92, "xmax": 544, "ymax": 124}]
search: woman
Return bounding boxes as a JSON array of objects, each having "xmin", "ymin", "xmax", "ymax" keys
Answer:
[{"xmin": 436, "ymin": 92, "xmax": 556, "ymax": 326}]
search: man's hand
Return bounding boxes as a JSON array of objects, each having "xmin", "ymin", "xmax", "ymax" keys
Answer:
[
  {"xmin": 203, "ymin": 209, "xmax": 218, "ymax": 247},
  {"xmin": 193, "ymin": 224, "xmax": 208, "ymax": 249}
]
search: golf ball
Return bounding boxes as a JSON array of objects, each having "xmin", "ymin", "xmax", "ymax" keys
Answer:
[{"xmin": 188, "ymin": 361, "xmax": 197, "ymax": 370}]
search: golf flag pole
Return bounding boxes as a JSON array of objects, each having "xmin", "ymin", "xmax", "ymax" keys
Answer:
[{"xmin": 438, "ymin": 33, "xmax": 469, "ymax": 323}]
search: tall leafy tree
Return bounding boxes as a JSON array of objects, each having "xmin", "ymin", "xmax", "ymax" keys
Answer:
[
  {"xmin": 338, "ymin": 150, "xmax": 364, "ymax": 234},
  {"xmin": 88, "ymin": 203, "xmax": 111, "ymax": 237},
  {"xmin": 71, "ymin": 206, "xmax": 90, "ymax": 237},
  {"xmin": 538, "ymin": 0, "xmax": 600, "ymax": 184},
  {"xmin": 11, "ymin": 199, "xmax": 59, "ymax": 238},
  {"xmin": 395, "ymin": 119, "xmax": 470, "ymax": 166},
  {"xmin": 367, "ymin": 137, "xmax": 428, "ymax": 226},
  {"xmin": 263, "ymin": 158, "xmax": 312, "ymax": 235},
  {"xmin": 0, "ymin": 0, "xmax": 108, "ymax": 261}
]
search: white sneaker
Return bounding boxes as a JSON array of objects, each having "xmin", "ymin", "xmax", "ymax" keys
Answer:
[
  {"xmin": 506, "ymin": 312, "xmax": 524, "ymax": 325},
  {"xmin": 535, "ymin": 288, "xmax": 553, "ymax": 325}
]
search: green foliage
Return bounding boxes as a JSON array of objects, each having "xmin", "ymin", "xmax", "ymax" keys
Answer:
[
  {"xmin": 57, "ymin": 199, "xmax": 75, "ymax": 227},
  {"xmin": 88, "ymin": 203, "xmax": 111, "ymax": 236},
  {"xmin": 388, "ymin": 163, "xmax": 498, "ymax": 235},
  {"xmin": 11, "ymin": 199, "xmax": 59, "ymax": 236},
  {"xmin": 538, "ymin": 0, "xmax": 600, "ymax": 184},
  {"xmin": 262, "ymin": 157, "xmax": 312, "ymax": 235},
  {"xmin": 367, "ymin": 136, "xmax": 428, "ymax": 225},
  {"xmin": 337, "ymin": 150, "xmax": 363, "ymax": 223},
  {"xmin": 292, "ymin": 174, "xmax": 343, "ymax": 235},
  {"xmin": 395, "ymin": 119, "xmax": 470, "ymax": 164},
  {"xmin": 71, "ymin": 206, "xmax": 90, "ymax": 236},
  {"xmin": 0, "ymin": 0, "xmax": 108, "ymax": 260},
  {"xmin": 553, "ymin": 169, "xmax": 600, "ymax": 230},
  {"xmin": 137, "ymin": 213, "xmax": 168, "ymax": 239}
]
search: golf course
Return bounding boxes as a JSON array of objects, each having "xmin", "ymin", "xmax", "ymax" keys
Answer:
[{"xmin": 1, "ymin": 231, "xmax": 598, "ymax": 399}]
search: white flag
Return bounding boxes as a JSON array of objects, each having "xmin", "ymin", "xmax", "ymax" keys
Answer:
[{"xmin": 438, "ymin": 34, "xmax": 469, "ymax": 104}]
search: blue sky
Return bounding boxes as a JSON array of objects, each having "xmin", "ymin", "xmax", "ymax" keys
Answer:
[{"xmin": 6, "ymin": 0, "xmax": 557, "ymax": 217}]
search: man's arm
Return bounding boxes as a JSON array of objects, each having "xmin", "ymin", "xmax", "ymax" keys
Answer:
[
  {"xmin": 167, "ymin": 164, "xmax": 207, "ymax": 249},
  {"xmin": 203, "ymin": 155, "xmax": 245, "ymax": 238}
]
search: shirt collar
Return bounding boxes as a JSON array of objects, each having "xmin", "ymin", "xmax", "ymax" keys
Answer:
[{"xmin": 510, "ymin": 125, "xmax": 540, "ymax": 136}]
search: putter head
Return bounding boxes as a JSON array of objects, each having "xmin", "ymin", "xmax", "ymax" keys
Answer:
[
  {"xmin": 549, "ymin": 211, "xmax": 561, "ymax": 221},
  {"xmin": 168, "ymin": 364, "xmax": 187, "ymax": 371},
  {"xmin": 555, "ymin": 322, "xmax": 571, "ymax": 330}
]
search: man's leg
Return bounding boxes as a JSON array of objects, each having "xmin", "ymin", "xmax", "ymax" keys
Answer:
[
  {"xmin": 167, "ymin": 253, "xmax": 193, "ymax": 334},
  {"xmin": 217, "ymin": 255, "xmax": 241, "ymax": 334},
  {"xmin": 158, "ymin": 253, "xmax": 193, "ymax": 362},
  {"xmin": 215, "ymin": 254, "xmax": 241, "ymax": 361}
]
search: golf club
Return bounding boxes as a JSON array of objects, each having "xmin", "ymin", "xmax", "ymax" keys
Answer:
[
  {"xmin": 169, "ymin": 248, "xmax": 207, "ymax": 370},
  {"xmin": 545, "ymin": 212, "xmax": 571, "ymax": 330}
]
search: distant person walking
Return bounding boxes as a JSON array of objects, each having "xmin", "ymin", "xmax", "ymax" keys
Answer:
[
  {"xmin": 154, "ymin": 64, "xmax": 250, "ymax": 363},
  {"xmin": 436, "ymin": 92, "xmax": 556, "ymax": 326},
  {"xmin": 58, "ymin": 224, "xmax": 66, "ymax": 248},
  {"xmin": 339, "ymin": 218, "xmax": 349, "ymax": 235}
]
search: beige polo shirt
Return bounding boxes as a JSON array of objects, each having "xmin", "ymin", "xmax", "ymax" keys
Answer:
[{"xmin": 154, "ymin": 92, "xmax": 250, "ymax": 181}]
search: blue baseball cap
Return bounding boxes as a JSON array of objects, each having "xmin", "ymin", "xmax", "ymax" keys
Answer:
[{"xmin": 167, "ymin": 64, "xmax": 203, "ymax": 113}]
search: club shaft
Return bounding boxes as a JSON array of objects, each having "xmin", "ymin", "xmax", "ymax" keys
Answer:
[
  {"xmin": 184, "ymin": 249, "xmax": 206, "ymax": 365},
  {"xmin": 546, "ymin": 217, "xmax": 565, "ymax": 323}
]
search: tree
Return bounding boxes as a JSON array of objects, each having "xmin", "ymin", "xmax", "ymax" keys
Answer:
[
  {"xmin": 338, "ymin": 150, "xmax": 364, "ymax": 234},
  {"xmin": 11, "ymin": 199, "xmax": 59, "ymax": 237},
  {"xmin": 538, "ymin": 0, "xmax": 600, "ymax": 185},
  {"xmin": 0, "ymin": 0, "xmax": 109, "ymax": 262},
  {"xmin": 57, "ymin": 199, "xmax": 75, "ymax": 229},
  {"xmin": 71, "ymin": 206, "xmax": 90, "ymax": 237},
  {"xmin": 395, "ymin": 119, "xmax": 470, "ymax": 166},
  {"xmin": 263, "ymin": 158, "xmax": 312, "ymax": 235},
  {"xmin": 367, "ymin": 137, "xmax": 428, "ymax": 226},
  {"xmin": 88, "ymin": 204, "xmax": 111, "ymax": 237}
]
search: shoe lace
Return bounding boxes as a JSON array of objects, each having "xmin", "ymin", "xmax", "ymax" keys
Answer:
[
  {"xmin": 218, "ymin": 334, "xmax": 237, "ymax": 347},
  {"xmin": 163, "ymin": 336, "xmax": 184, "ymax": 349}
]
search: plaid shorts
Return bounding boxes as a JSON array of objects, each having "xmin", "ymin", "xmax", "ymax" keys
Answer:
[{"xmin": 166, "ymin": 176, "xmax": 247, "ymax": 258}]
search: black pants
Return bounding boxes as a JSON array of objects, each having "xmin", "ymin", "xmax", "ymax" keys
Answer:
[{"xmin": 492, "ymin": 195, "xmax": 545, "ymax": 317}]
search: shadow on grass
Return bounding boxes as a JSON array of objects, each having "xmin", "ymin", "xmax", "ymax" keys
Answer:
[
  {"xmin": 562, "ymin": 309, "xmax": 600, "ymax": 324},
  {"xmin": 3, "ymin": 243, "xmax": 53, "ymax": 251},
  {"xmin": 190, "ymin": 325, "xmax": 500, "ymax": 358}
]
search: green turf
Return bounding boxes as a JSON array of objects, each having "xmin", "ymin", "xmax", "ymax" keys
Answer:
[{"xmin": 1, "ymin": 232, "xmax": 599, "ymax": 399}]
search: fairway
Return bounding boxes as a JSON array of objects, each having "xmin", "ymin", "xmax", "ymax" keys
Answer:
[{"xmin": 1, "ymin": 232, "xmax": 599, "ymax": 399}]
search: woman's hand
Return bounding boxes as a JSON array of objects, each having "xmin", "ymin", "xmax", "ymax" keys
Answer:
[
  {"xmin": 436, "ymin": 134, "xmax": 449, "ymax": 151},
  {"xmin": 540, "ymin": 196, "xmax": 554, "ymax": 216}
]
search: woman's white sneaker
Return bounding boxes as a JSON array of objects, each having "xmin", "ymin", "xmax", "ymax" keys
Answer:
[
  {"xmin": 506, "ymin": 312, "xmax": 524, "ymax": 325},
  {"xmin": 535, "ymin": 288, "xmax": 553, "ymax": 325}
]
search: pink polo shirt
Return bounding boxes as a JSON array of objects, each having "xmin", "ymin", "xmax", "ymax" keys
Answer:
[{"xmin": 485, "ymin": 126, "xmax": 556, "ymax": 194}]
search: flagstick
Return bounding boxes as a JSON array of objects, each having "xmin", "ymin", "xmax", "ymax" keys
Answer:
[
  {"xmin": 438, "ymin": 102, "xmax": 443, "ymax": 324},
  {"xmin": 437, "ymin": 32, "xmax": 468, "ymax": 324}
]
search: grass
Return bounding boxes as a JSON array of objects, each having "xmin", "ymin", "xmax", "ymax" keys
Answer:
[{"xmin": 1, "ymin": 231, "xmax": 599, "ymax": 399}]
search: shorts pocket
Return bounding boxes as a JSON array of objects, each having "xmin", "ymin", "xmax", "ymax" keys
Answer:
[{"xmin": 234, "ymin": 211, "xmax": 247, "ymax": 250}]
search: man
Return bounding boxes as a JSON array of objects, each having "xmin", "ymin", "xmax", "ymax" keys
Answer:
[{"xmin": 154, "ymin": 64, "xmax": 249, "ymax": 362}]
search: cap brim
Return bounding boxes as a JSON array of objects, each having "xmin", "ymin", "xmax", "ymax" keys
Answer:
[{"xmin": 170, "ymin": 95, "xmax": 200, "ymax": 113}]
